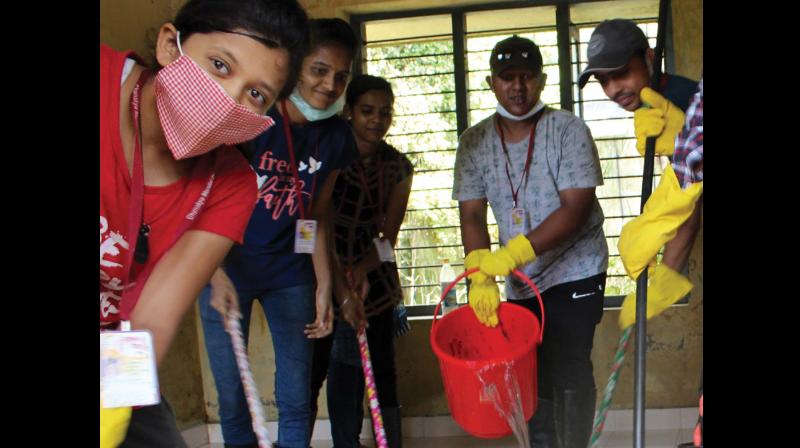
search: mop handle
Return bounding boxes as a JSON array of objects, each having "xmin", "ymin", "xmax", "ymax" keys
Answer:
[
  {"xmin": 433, "ymin": 268, "xmax": 545, "ymax": 344},
  {"xmin": 358, "ymin": 328, "xmax": 388, "ymax": 448},
  {"xmin": 589, "ymin": 325, "xmax": 634, "ymax": 447},
  {"xmin": 225, "ymin": 309, "xmax": 272, "ymax": 448},
  {"xmin": 633, "ymin": 3, "xmax": 669, "ymax": 445},
  {"xmin": 344, "ymin": 268, "xmax": 388, "ymax": 448}
]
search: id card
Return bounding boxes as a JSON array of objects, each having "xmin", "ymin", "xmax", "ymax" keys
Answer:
[
  {"xmin": 373, "ymin": 237, "xmax": 396, "ymax": 263},
  {"xmin": 100, "ymin": 329, "xmax": 160, "ymax": 408},
  {"xmin": 294, "ymin": 219, "xmax": 317, "ymax": 254},
  {"xmin": 509, "ymin": 207, "xmax": 527, "ymax": 237}
]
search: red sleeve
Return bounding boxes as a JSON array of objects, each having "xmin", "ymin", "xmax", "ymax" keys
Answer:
[{"xmin": 192, "ymin": 148, "xmax": 258, "ymax": 244}]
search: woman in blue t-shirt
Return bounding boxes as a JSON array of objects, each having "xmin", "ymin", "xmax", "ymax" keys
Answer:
[{"xmin": 198, "ymin": 18, "xmax": 359, "ymax": 448}]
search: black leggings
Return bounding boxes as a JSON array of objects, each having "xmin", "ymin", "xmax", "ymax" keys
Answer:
[{"xmin": 309, "ymin": 307, "xmax": 399, "ymax": 419}]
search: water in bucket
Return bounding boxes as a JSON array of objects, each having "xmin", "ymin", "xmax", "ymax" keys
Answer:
[
  {"xmin": 477, "ymin": 362, "xmax": 530, "ymax": 448},
  {"xmin": 431, "ymin": 302, "xmax": 539, "ymax": 439},
  {"xmin": 431, "ymin": 268, "xmax": 544, "ymax": 441}
]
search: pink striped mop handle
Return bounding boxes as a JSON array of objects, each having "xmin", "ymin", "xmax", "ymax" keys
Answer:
[
  {"xmin": 225, "ymin": 310, "xmax": 272, "ymax": 448},
  {"xmin": 358, "ymin": 328, "xmax": 388, "ymax": 448},
  {"xmin": 346, "ymin": 267, "xmax": 388, "ymax": 448}
]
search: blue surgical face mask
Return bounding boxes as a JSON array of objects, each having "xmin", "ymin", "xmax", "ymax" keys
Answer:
[
  {"xmin": 288, "ymin": 87, "xmax": 345, "ymax": 122},
  {"xmin": 496, "ymin": 100, "xmax": 545, "ymax": 121}
]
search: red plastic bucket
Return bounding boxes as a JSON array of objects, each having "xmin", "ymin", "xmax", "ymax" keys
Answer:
[{"xmin": 430, "ymin": 268, "xmax": 545, "ymax": 438}]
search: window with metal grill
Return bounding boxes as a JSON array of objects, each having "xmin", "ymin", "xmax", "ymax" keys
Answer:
[
  {"xmin": 361, "ymin": 15, "xmax": 463, "ymax": 307},
  {"xmin": 352, "ymin": 0, "xmax": 667, "ymax": 312}
]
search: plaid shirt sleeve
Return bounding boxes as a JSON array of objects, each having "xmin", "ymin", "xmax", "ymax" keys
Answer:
[{"xmin": 671, "ymin": 79, "xmax": 703, "ymax": 188}]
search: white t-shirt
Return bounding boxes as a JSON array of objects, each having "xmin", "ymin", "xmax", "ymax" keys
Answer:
[{"xmin": 452, "ymin": 108, "xmax": 608, "ymax": 297}]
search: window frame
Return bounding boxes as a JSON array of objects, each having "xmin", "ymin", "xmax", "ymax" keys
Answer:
[{"xmin": 350, "ymin": 0, "xmax": 689, "ymax": 316}]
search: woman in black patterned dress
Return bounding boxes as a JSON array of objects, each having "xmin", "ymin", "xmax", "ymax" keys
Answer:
[{"xmin": 311, "ymin": 74, "xmax": 413, "ymax": 448}]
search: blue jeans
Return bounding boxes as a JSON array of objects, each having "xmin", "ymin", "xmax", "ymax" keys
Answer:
[{"xmin": 199, "ymin": 281, "xmax": 316, "ymax": 448}]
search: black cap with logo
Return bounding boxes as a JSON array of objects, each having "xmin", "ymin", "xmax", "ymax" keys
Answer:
[
  {"xmin": 489, "ymin": 35, "xmax": 543, "ymax": 76},
  {"xmin": 577, "ymin": 19, "xmax": 650, "ymax": 88}
]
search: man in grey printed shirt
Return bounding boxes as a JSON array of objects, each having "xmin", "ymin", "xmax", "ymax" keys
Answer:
[{"xmin": 453, "ymin": 35, "xmax": 608, "ymax": 448}]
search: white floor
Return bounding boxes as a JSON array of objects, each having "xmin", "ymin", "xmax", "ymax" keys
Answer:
[
  {"xmin": 189, "ymin": 407, "xmax": 699, "ymax": 448},
  {"xmin": 201, "ymin": 428, "xmax": 695, "ymax": 448}
]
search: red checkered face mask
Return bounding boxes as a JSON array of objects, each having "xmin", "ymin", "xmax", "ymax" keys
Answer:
[{"xmin": 154, "ymin": 32, "xmax": 275, "ymax": 160}]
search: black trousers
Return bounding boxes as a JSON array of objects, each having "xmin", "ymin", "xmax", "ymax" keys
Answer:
[
  {"xmin": 119, "ymin": 397, "xmax": 187, "ymax": 448},
  {"xmin": 510, "ymin": 272, "xmax": 606, "ymax": 399},
  {"xmin": 309, "ymin": 307, "xmax": 399, "ymax": 423},
  {"xmin": 310, "ymin": 327, "xmax": 335, "ymax": 424}
]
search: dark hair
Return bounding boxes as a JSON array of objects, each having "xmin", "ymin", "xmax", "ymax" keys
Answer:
[
  {"xmin": 346, "ymin": 74, "xmax": 394, "ymax": 108},
  {"xmin": 632, "ymin": 49, "xmax": 648, "ymax": 63},
  {"xmin": 173, "ymin": 0, "xmax": 310, "ymax": 98},
  {"xmin": 308, "ymin": 18, "xmax": 358, "ymax": 60}
]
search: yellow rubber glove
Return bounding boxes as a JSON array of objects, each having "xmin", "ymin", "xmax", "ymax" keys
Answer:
[
  {"xmin": 618, "ymin": 263, "xmax": 693, "ymax": 329},
  {"xmin": 100, "ymin": 402, "xmax": 132, "ymax": 448},
  {"xmin": 465, "ymin": 249, "xmax": 500, "ymax": 327},
  {"xmin": 470, "ymin": 282, "xmax": 501, "ymax": 327},
  {"xmin": 634, "ymin": 87, "xmax": 686, "ymax": 156},
  {"xmin": 618, "ymin": 165, "xmax": 703, "ymax": 280},
  {"xmin": 464, "ymin": 248, "xmax": 491, "ymax": 285},
  {"xmin": 479, "ymin": 234, "xmax": 536, "ymax": 277}
]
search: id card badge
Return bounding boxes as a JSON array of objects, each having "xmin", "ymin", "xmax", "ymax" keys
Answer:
[
  {"xmin": 100, "ymin": 324, "xmax": 160, "ymax": 408},
  {"xmin": 509, "ymin": 207, "xmax": 528, "ymax": 237},
  {"xmin": 294, "ymin": 219, "xmax": 317, "ymax": 254},
  {"xmin": 373, "ymin": 237, "xmax": 396, "ymax": 263}
]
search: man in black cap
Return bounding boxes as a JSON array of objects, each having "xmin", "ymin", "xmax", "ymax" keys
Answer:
[
  {"xmin": 578, "ymin": 18, "xmax": 697, "ymax": 113},
  {"xmin": 579, "ymin": 18, "xmax": 701, "ymax": 283},
  {"xmin": 582, "ymin": 21, "xmax": 704, "ymax": 448},
  {"xmin": 454, "ymin": 35, "xmax": 608, "ymax": 448}
]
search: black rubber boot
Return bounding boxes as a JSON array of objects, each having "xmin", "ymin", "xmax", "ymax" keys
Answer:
[
  {"xmin": 554, "ymin": 389, "xmax": 596, "ymax": 448},
  {"xmin": 381, "ymin": 406, "xmax": 403, "ymax": 448},
  {"xmin": 529, "ymin": 397, "xmax": 559, "ymax": 448},
  {"xmin": 225, "ymin": 443, "xmax": 259, "ymax": 448}
]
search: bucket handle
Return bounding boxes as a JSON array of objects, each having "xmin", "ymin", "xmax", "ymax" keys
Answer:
[{"xmin": 432, "ymin": 267, "xmax": 545, "ymax": 345}]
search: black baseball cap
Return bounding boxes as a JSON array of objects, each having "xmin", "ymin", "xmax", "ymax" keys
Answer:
[
  {"xmin": 577, "ymin": 19, "xmax": 650, "ymax": 88},
  {"xmin": 489, "ymin": 35, "xmax": 543, "ymax": 76}
]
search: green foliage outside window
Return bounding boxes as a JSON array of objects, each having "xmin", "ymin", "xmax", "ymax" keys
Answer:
[{"xmin": 362, "ymin": 20, "xmax": 659, "ymax": 306}]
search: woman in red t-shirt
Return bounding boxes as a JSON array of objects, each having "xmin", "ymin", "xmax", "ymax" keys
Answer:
[{"xmin": 99, "ymin": 0, "xmax": 308, "ymax": 446}]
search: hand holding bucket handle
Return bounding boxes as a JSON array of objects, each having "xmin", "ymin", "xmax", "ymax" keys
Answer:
[{"xmin": 433, "ymin": 268, "xmax": 545, "ymax": 345}]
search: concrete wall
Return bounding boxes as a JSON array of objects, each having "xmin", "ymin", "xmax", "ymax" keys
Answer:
[
  {"xmin": 160, "ymin": 307, "xmax": 207, "ymax": 429},
  {"xmin": 100, "ymin": 0, "xmax": 703, "ymax": 428},
  {"xmin": 99, "ymin": 0, "xmax": 182, "ymax": 64},
  {"xmin": 672, "ymin": 0, "xmax": 703, "ymax": 80}
]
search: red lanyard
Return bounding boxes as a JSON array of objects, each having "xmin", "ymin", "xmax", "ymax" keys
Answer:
[
  {"xmin": 118, "ymin": 70, "xmax": 215, "ymax": 321},
  {"xmin": 496, "ymin": 112, "xmax": 543, "ymax": 208},
  {"xmin": 280, "ymin": 99, "xmax": 319, "ymax": 221},
  {"xmin": 354, "ymin": 153, "xmax": 385, "ymax": 234},
  {"xmin": 122, "ymin": 70, "xmax": 150, "ymax": 294}
]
